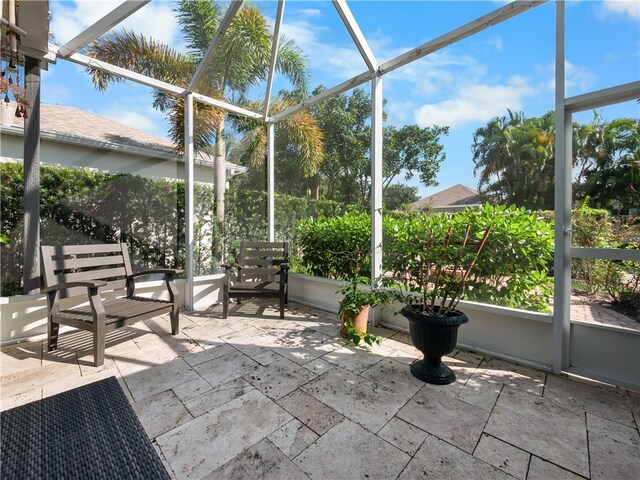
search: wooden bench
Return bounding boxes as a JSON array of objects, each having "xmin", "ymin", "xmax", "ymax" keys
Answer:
[
  {"xmin": 41, "ymin": 243, "xmax": 180, "ymax": 366},
  {"xmin": 222, "ymin": 241, "xmax": 289, "ymax": 319}
]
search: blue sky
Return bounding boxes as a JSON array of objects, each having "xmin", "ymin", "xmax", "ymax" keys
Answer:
[{"xmin": 45, "ymin": 1, "xmax": 639, "ymax": 198}]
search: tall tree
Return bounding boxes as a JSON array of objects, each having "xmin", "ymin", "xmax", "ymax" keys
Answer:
[
  {"xmin": 310, "ymin": 87, "xmax": 448, "ymax": 207},
  {"xmin": 85, "ymin": 0, "xmax": 323, "ymax": 228},
  {"xmin": 574, "ymin": 115, "xmax": 639, "ymax": 213},
  {"xmin": 472, "ymin": 111, "xmax": 555, "ymax": 209}
]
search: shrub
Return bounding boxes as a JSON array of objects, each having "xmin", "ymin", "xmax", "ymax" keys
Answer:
[
  {"xmin": 298, "ymin": 205, "xmax": 554, "ymax": 312},
  {"xmin": 296, "ymin": 213, "xmax": 372, "ymax": 280}
]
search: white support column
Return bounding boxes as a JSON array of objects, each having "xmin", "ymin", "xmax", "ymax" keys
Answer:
[
  {"xmin": 267, "ymin": 122, "xmax": 275, "ymax": 242},
  {"xmin": 552, "ymin": 0, "xmax": 570, "ymax": 374},
  {"xmin": 371, "ymin": 74, "xmax": 383, "ymax": 325},
  {"xmin": 184, "ymin": 93, "xmax": 195, "ymax": 310}
]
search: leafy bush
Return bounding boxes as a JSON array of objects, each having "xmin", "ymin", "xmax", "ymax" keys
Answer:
[
  {"xmin": 570, "ymin": 200, "xmax": 616, "ymax": 294},
  {"xmin": 1, "ymin": 164, "xmax": 355, "ymax": 296},
  {"xmin": 296, "ymin": 213, "xmax": 372, "ymax": 280},
  {"xmin": 298, "ymin": 205, "xmax": 555, "ymax": 312}
]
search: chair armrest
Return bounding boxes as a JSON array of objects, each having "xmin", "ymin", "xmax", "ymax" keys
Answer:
[
  {"xmin": 221, "ymin": 263, "xmax": 242, "ymax": 270},
  {"xmin": 128, "ymin": 269, "xmax": 182, "ymax": 279},
  {"xmin": 41, "ymin": 281, "xmax": 107, "ymax": 294}
]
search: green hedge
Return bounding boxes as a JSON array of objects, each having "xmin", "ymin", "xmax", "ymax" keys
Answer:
[
  {"xmin": 297, "ymin": 205, "xmax": 555, "ymax": 312},
  {"xmin": 1, "ymin": 163, "xmax": 355, "ymax": 296}
]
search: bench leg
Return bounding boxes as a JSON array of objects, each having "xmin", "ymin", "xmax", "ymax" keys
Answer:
[
  {"xmin": 279, "ymin": 295, "xmax": 285, "ymax": 319},
  {"xmin": 93, "ymin": 324, "xmax": 105, "ymax": 367},
  {"xmin": 48, "ymin": 320, "xmax": 59, "ymax": 351},
  {"xmin": 223, "ymin": 293, "xmax": 229, "ymax": 319},
  {"xmin": 171, "ymin": 306, "xmax": 179, "ymax": 335}
]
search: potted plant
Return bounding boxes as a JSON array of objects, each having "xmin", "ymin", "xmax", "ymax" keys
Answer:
[
  {"xmin": 337, "ymin": 278, "xmax": 390, "ymax": 347},
  {"xmin": 388, "ymin": 217, "xmax": 491, "ymax": 384}
]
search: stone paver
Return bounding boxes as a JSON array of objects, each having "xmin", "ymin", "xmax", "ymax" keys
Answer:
[
  {"xmin": 397, "ymin": 385, "xmax": 490, "ymax": 453},
  {"xmin": 204, "ymin": 439, "xmax": 309, "ymax": 480},
  {"xmin": 399, "ymin": 434, "xmax": 513, "ymax": 480},
  {"xmin": 1, "ymin": 299, "xmax": 638, "ymax": 480},
  {"xmin": 294, "ymin": 419, "xmax": 410, "ymax": 480},
  {"xmin": 485, "ymin": 386, "xmax": 589, "ymax": 477},
  {"xmin": 302, "ymin": 366, "xmax": 411, "ymax": 433},
  {"xmin": 132, "ymin": 390, "xmax": 193, "ymax": 439},
  {"xmin": 473, "ymin": 433, "xmax": 530, "ymax": 479},
  {"xmin": 267, "ymin": 419, "xmax": 319, "ymax": 459},
  {"xmin": 156, "ymin": 389, "xmax": 292, "ymax": 480},
  {"xmin": 544, "ymin": 374, "xmax": 636, "ymax": 427}
]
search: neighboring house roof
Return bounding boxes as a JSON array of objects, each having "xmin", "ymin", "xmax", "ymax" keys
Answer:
[
  {"xmin": 410, "ymin": 184, "xmax": 483, "ymax": 212},
  {"xmin": 4, "ymin": 104, "xmax": 246, "ymax": 173}
]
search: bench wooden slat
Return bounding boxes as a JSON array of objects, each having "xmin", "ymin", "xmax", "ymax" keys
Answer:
[
  {"xmin": 54, "ymin": 267, "xmax": 127, "ymax": 285},
  {"xmin": 242, "ymin": 241, "xmax": 286, "ymax": 249},
  {"xmin": 51, "ymin": 254, "xmax": 125, "ymax": 271},
  {"xmin": 46, "ymin": 244, "xmax": 123, "ymax": 256},
  {"xmin": 242, "ymin": 250, "xmax": 286, "ymax": 258},
  {"xmin": 242, "ymin": 258, "xmax": 281, "ymax": 266},
  {"xmin": 241, "ymin": 267, "xmax": 280, "ymax": 276}
]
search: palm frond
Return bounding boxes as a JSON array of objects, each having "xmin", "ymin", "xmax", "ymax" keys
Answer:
[
  {"xmin": 176, "ymin": 0, "xmax": 222, "ymax": 57},
  {"xmin": 85, "ymin": 30, "xmax": 194, "ymax": 91}
]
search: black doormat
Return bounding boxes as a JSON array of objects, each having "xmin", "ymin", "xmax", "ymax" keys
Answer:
[{"xmin": 1, "ymin": 376, "xmax": 170, "ymax": 480}]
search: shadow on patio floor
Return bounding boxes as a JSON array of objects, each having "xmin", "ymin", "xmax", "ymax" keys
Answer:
[{"xmin": 1, "ymin": 299, "xmax": 638, "ymax": 479}]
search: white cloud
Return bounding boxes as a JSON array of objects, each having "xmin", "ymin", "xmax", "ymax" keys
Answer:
[
  {"xmin": 278, "ymin": 16, "xmax": 367, "ymax": 80},
  {"xmin": 50, "ymin": 1, "xmax": 179, "ymax": 48},
  {"xmin": 299, "ymin": 9, "xmax": 323, "ymax": 18},
  {"xmin": 537, "ymin": 60, "xmax": 596, "ymax": 95},
  {"xmin": 487, "ymin": 36, "xmax": 504, "ymax": 52},
  {"xmin": 414, "ymin": 76, "xmax": 535, "ymax": 128},
  {"xmin": 565, "ymin": 61, "xmax": 596, "ymax": 92},
  {"xmin": 599, "ymin": 0, "xmax": 640, "ymax": 20}
]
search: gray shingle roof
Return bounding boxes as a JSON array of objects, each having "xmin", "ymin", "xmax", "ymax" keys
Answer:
[
  {"xmin": 410, "ymin": 184, "xmax": 482, "ymax": 211},
  {"xmin": 38, "ymin": 104, "xmax": 175, "ymax": 154}
]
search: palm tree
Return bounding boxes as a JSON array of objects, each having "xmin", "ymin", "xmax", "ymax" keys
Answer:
[{"xmin": 85, "ymin": 0, "xmax": 323, "ymax": 226}]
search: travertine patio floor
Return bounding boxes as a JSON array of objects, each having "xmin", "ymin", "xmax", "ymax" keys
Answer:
[{"xmin": 1, "ymin": 300, "xmax": 638, "ymax": 479}]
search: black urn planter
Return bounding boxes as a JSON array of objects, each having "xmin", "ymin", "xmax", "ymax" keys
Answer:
[{"xmin": 401, "ymin": 305, "xmax": 469, "ymax": 385}]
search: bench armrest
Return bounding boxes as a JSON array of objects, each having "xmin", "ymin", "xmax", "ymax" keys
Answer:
[
  {"xmin": 41, "ymin": 280, "xmax": 107, "ymax": 294},
  {"xmin": 128, "ymin": 269, "xmax": 183, "ymax": 279},
  {"xmin": 276, "ymin": 262, "xmax": 290, "ymax": 270},
  {"xmin": 221, "ymin": 263, "xmax": 242, "ymax": 270},
  {"xmin": 126, "ymin": 269, "xmax": 180, "ymax": 302}
]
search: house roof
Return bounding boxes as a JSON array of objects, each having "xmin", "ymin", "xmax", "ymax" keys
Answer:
[
  {"xmin": 7, "ymin": 104, "xmax": 245, "ymax": 172},
  {"xmin": 410, "ymin": 184, "xmax": 482, "ymax": 211}
]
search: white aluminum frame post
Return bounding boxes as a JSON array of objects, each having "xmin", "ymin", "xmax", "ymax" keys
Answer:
[
  {"xmin": 184, "ymin": 93, "xmax": 195, "ymax": 310},
  {"xmin": 267, "ymin": 122, "xmax": 276, "ymax": 242},
  {"xmin": 370, "ymin": 74, "xmax": 383, "ymax": 325}
]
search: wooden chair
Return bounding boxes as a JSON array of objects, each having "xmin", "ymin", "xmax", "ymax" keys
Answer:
[
  {"xmin": 222, "ymin": 241, "xmax": 289, "ymax": 319},
  {"xmin": 40, "ymin": 243, "xmax": 180, "ymax": 366}
]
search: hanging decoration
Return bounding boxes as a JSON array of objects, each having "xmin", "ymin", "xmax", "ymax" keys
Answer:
[{"xmin": 1, "ymin": 0, "xmax": 29, "ymax": 124}]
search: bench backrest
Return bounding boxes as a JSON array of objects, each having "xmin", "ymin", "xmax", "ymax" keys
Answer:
[
  {"xmin": 41, "ymin": 243, "xmax": 134, "ymax": 298},
  {"xmin": 237, "ymin": 241, "xmax": 288, "ymax": 283}
]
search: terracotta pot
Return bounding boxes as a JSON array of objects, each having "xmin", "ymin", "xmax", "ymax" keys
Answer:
[
  {"xmin": 401, "ymin": 305, "xmax": 468, "ymax": 385},
  {"xmin": 339, "ymin": 303, "xmax": 370, "ymax": 338}
]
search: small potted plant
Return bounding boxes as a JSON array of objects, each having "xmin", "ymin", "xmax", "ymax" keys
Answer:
[
  {"xmin": 388, "ymin": 217, "xmax": 491, "ymax": 384},
  {"xmin": 337, "ymin": 278, "xmax": 390, "ymax": 347}
]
